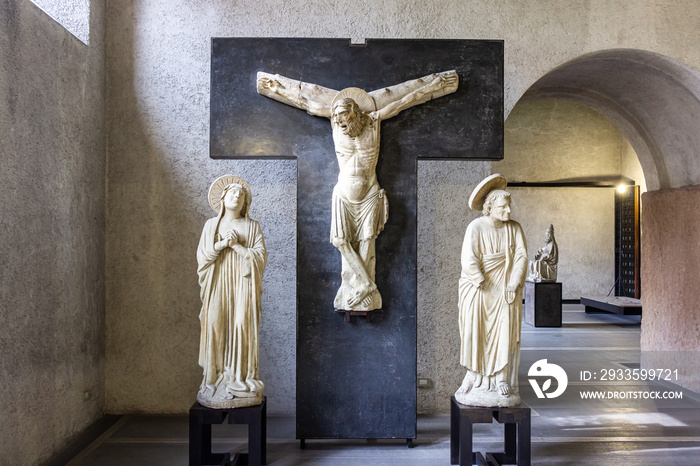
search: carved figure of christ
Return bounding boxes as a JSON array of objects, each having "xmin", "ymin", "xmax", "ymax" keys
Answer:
[{"xmin": 257, "ymin": 70, "xmax": 458, "ymax": 311}]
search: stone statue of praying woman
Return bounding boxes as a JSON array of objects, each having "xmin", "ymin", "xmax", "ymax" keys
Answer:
[
  {"xmin": 196, "ymin": 175, "xmax": 267, "ymax": 409},
  {"xmin": 456, "ymin": 174, "xmax": 528, "ymax": 407},
  {"xmin": 527, "ymin": 224, "xmax": 558, "ymax": 282}
]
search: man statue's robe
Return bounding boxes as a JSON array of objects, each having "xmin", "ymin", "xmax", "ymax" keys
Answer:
[{"xmin": 458, "ymin": 217, "xmax": 527, "ymax": 390}]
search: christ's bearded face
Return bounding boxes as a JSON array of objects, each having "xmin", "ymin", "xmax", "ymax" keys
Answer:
[
  {"xmin": 333, "ymin": 104, "xmax": 356, "ymax": 135},
  {"xmin": 332, "ymin": 99, "xmax": 365, "ymax": 137}
]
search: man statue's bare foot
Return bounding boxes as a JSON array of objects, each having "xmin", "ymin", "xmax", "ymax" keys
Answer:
[
  {"xmin": 497, "ymin": 381, "xmax": 511, "ymax": 396},
  {"xmin": 347, "ymin": 283, "xmax": 377, "ymax": 307},
  {"xmin": 456, "ymin": 371, "xmax": 475, "ymax": 395},
  {"xmin": 347, "ymin": 288, "xmax": 367, "ymax": 307}
]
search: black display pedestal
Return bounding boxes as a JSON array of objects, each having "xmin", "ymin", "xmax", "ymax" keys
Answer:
[
  {"xmin": 524, "ymin": 281, "xmax": 562, "ymax": 327},
  {"xmin": 189, "ymin": 398, "xmax": 266, "ymax": 466},
  {"xmin": 450, "ymin": 396, "xmax": 531, "ymax": 466}
]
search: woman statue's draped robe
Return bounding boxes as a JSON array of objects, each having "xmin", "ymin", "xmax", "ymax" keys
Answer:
[
  {"xmin": 197, "ymin": 216, "xmax": 266, "ymax": 409},
  {"xmin": 458, "ymin": 216, "xmax": 528, "ymax": 407}
]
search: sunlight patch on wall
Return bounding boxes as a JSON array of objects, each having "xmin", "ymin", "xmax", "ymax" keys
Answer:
[{"xmin": 30, "ymin": 0, "xmax": 89, "ymax": 45}]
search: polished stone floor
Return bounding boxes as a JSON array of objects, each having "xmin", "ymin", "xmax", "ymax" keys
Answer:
[{"xmin": 65, "ymin": 305, "xmax": 700, "ymax": 465}]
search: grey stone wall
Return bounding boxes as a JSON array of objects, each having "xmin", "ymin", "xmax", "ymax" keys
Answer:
[
  {"xmin": 102, "ymin": 0, "xmax": 700, "ymax": 416},
  {"xmin": 0, "ymin": 0, "xmax": 105, "ymax": 464}
]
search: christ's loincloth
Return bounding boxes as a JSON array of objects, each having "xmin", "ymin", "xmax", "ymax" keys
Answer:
[{"xmin": 330, "ymin": 186, "xmax": 388, "ymax": 242}]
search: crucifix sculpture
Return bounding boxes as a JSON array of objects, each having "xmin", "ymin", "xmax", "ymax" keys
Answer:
[{"xmin": 257, "ymin": 70, "xmax": 459, "ymax": 312}]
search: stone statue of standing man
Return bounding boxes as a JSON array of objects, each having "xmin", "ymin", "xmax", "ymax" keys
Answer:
[
  {"xmin": 456, "ymin": 174, "xmax": 528, "ymax": 407},
  {"xmin": 257, "ymin": 70, "xmax": 458, "ymax": 311}
]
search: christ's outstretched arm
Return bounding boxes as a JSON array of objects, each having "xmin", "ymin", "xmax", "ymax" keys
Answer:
[
  {"xmin": 370, "ymin": 70, "xmax": 458, "ymax": 121},
  {"xmin": 256, "ymin": 72, "xmax": 337, "ymax": 118}
]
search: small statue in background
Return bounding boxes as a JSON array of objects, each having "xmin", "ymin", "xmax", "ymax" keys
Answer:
[
  {"xmin": 456, "ymin": 174, "xmax": 528, "ymax": 407},
  {"xmin": 527, "ymin": 224, "xmax": 558, "ymax": 282},
  {"xmin": 197, "ymin": 175, "xmax": 267, "ymax": 409}
]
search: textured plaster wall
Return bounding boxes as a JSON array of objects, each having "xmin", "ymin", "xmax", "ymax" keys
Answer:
[
  {"xmin": 105, "ymin": 0, "xmax": 700, "ymax": 415},
  {"xmin": 641, "ymin": 186, "xmax": 700, "ymax": 393},
  {"xmin": 105, "ymin": 3, "xmax": 298, "ymax": 416},
  {"xmin": 0, "ymin": 0, "xmax": 105, "ymax": 464},
  {"xmin": 499, "ymin": 100, "xmax": 629, "ymax": 181}
]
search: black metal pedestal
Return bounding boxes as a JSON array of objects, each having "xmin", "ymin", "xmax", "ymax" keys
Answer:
[
  {"xmin": 189, "ymin": 398, "xmax": 266, "ymax": 466},
  {"xmin": 524, "ymin": 281, "xmax": 562, "ymax": 327},
  {"xmin": 450, "ymin": 396, "xmax": 531, "ymax": 466}
]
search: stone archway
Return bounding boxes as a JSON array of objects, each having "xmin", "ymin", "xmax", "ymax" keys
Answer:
[
  {"xmin": 521, "ymin": 49, "xmax": 700, "ymax": 191},
  {"xmin": 518, "ymin": 49, "xmax": 700, "ymax": 391}
]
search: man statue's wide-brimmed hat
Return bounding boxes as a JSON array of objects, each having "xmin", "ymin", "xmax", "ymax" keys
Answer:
[
  {"xmin": 468, "ymin": 173, "xmax": 508, "ymax": 211},
  {"xmin": 208, "ymin": 174, "xmax": 252, "ymax": 214}
]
